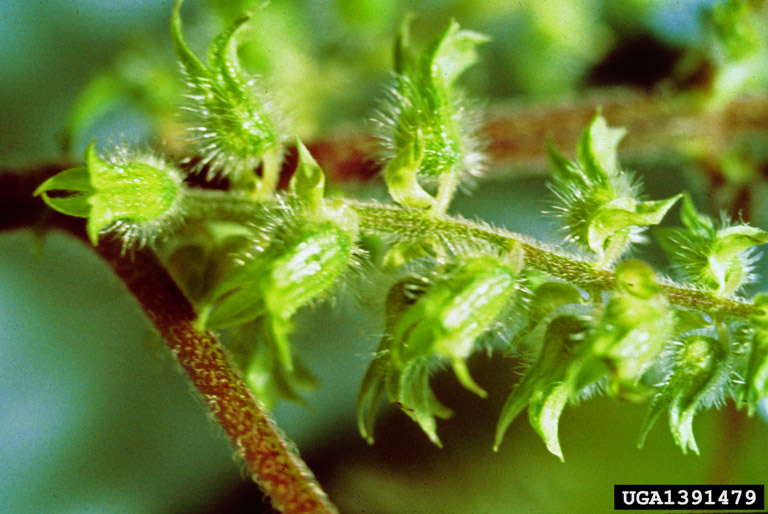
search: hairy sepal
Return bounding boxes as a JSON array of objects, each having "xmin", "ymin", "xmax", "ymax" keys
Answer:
[
  {"xmin": 203, "ymin": 220, "xmax": 354, "ymax": 371},
  {"xmin": 357, "ymin": 279, "xmax": 452, "ymax": 446},
  {"xmin": 659, "ymin": 193, "xmax": 768, "ymax": 295},
  {"xmin": 578, "ymin": 260, "xmax": 674, "ymax": 394},
  {"xmin": 549, "ymin": 113, "xmax": 679, "ymax": 266},
  {"xmin": 358, "ymin": 256, "xmax": 518, "ymax": 445},
  {"xmin": 638, "ymin": 335, "xmax": 730, "ymax": 454},
  {"xmin": 495, "ymin": 314, "xmax": 590, "ymax": 460},
  {"xmin": 379, "ymin": 19, "xmax": 488, "ymax": 213},
  {"xmin": 35, "ymin": 143, "xmax": 185, "ymax": 247},
  {"xmin": 172, "ymin": 0, "xmax": 284, "ymax": 190}
]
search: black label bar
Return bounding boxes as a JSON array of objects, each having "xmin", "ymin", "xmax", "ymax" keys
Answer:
[{"xmin": 614, "ymin": 484, "xmax": 764, "ymax": 510}]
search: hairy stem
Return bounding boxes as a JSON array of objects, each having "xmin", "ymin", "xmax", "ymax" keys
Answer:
[
  {"xmin": 0, "ymin": 169, "xmax": 337, "ymax": 514},
  {"xmin": 347, "ymin": 200, "xmax": 761, "ymax": 318}
]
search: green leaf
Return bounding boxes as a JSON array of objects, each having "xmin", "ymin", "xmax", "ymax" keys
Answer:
[
  {"xmin": 383, "ymin": 132, "xmax": 434, "ymax": 209},
  {"xmin": 289, "ymin": 138, "xmax": 326, "ymax": 210},
  {"xmin": 395, "ymin": 359, "xmax": 453, "ymax": 447},
  {"xmin": 587, "ymin": 195, "xmax": 681, "ymax": 258},
  {"xmin": 577, "ymin": 112, "xmax": 626, "ymax": 181},
  {"xmin": 34, "ymin": 167, "xmax": 93, "ymax": 218},
  {"xmin": 427, "ymin": 20, "xmax": 490, "ymax": 89},
  {"xmin": 495, "ymin": 315, "xmax": 588, "ymax": 454}
]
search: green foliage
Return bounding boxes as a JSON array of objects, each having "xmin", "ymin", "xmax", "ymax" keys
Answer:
[
  {"xmin": 638, "ymin": 335, "xmax": 731, "ymax": 454},
  {"xmin": 378, "ymin": 18, "xmax": 488, "ymax": 214},
  {"xmin": 548, "ymin": 113, "xmax": 681, "ymax": 268},
  {"xmin": 35, "ymin": 143, "xmax": 184, "ymax": 246},
  {"xmin": 658, "ymin": 193, "xmax": 768, "ymax": 295},
  {"xmin": 358, "ymin": 255, "xmax": 519, "ymax": 445},
  {"xmin": 37, "ymin": 3, "xmax": 768, "ymax": 462},
  {"xmin": 172, "ymin": 0, "xmax": 285, "ymax": 194}
]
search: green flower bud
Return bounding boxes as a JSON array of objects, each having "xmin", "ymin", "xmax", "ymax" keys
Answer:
[
  {"xmin": 548, "ymin": 114, "xmax": 680, "ymax": 267},
  {"xmin": 495, "ymin": 314, "xmax": 590, "ymax": 459},
  {"xmin": 357, "ymin": 279, "xmax": 424, "ymax": 445},
  {"xmin": 377, "ymin": 19, "xmax": 488, "ymax": 214},
  {"xmin": 172, "ymin": 0, "xmax": 285, "ymax": 193},
  {"xmin": 357, "ymin": 278, "xmax": 453, "ymax": 447},
  {"xmin": 357, "ymin": 256, "xmax": 518, "ymax": 446},
  {"xmin": 391, "ymin": 256, "xmax": 518, "ymax": 396},
  {"xmin": 658, "ymin": 193, "xmax": 768, "ymax": 295},
  {"xmin": 203, "ymin": 220, "xmax": 354, "ymax": 370},
  {"xmin": 35, "ymin": 143, "xmax": 184, "ymax": 247},
  {"xmin": 638, "ymin": 335, "xmax": 730, "ymax": 454},
  {"xmin": 579, "ymin": 260, "xmax": 674, "ymax": 393}
]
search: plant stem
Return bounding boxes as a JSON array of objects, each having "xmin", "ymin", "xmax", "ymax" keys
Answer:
[
  {"xmin": 306, "ymin": 90, "xmax": 768, "ymax": 180},
  {"xmin": 347, "ymin": 200, "xmax": 761, "ymax": 318},
  {"xmin": 0, "ymin": 169, "xmax": 338, "ymax": 514},
  {"xmin": 101, "ymin": 243, "xmax": 336, "ymax": 514}
]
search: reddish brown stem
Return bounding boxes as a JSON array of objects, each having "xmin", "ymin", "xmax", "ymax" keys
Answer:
[
  {"xmin": 0, "ymin": 168, "xmax": 337, "ymax": 514},
  {"xmin": 304, "ymin": 91, "xmax": 768, "ymax": 180},
  {"xmin": 101, "ymin": 243, "xmax": 337, "ymax": 514}
]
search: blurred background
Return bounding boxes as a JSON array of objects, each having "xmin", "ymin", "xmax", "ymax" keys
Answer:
[{"xmin": 2, "ymin": 0, "xmax": 768, "ymax": 512}]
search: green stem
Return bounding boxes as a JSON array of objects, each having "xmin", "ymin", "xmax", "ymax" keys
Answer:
[{"xmin": 346, "ymin": 200, "xmax": 760, "ymax": 318}]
